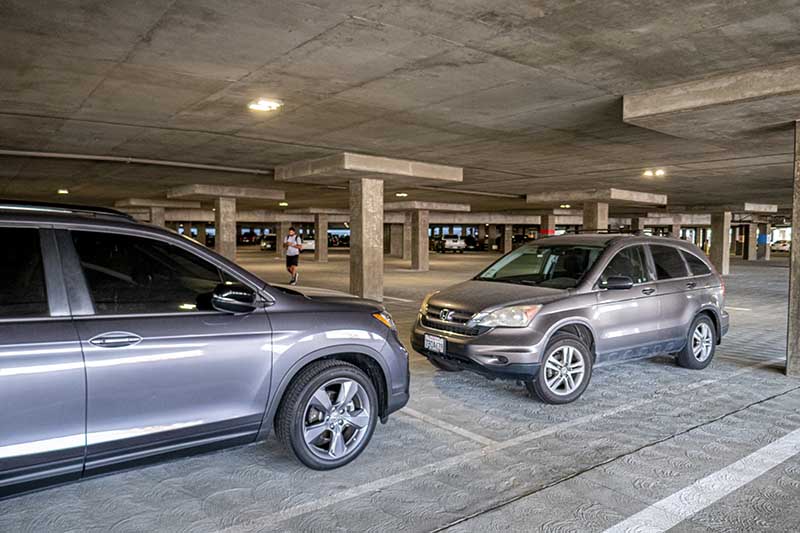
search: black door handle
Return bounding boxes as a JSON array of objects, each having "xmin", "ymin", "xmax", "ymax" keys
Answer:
[
  {"xmin": 89, "ymin": 332, "xmax": 143, "ymax": 348},
  {"xmin": 642, "ymin": 288, "xmax": 656, "ymax": 295}
]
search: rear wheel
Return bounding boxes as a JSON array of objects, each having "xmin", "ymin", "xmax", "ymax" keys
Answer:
[
  {"xmin": 676, "ymin": 315, "xmax": 716, "ymax": 369},
  {"xmin": 276, "ymin": 360, "xmax": 378, "ymax": 470},
  {"xmin": 528, "ymin": 333, "xmax": 592, "ymax": 404}
]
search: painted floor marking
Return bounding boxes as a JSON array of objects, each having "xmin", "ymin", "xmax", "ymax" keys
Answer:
[
  {"xmin": 400, "ymin": 407, "xmax": 497, "ymax": 446},
  {"xmin": 604, "ymin": 426, "xmax": 800, "ymax": 533},
  {"xmin": 726, "ymin": 306, "xmax": 752, "ymax": 311}
]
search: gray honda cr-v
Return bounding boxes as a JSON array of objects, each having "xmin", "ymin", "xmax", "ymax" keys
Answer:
[
  {"xmin": 0, "ymin": 201, "xmax": 408, "ymax": 497},
  {"xmin": 412, "ymin": 233, "xmax": 728, "ymax": 404}
]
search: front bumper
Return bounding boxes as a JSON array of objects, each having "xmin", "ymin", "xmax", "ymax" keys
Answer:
[{"xmin": 411, "ymin": 317, "xmax": 544, "ymax": 380}]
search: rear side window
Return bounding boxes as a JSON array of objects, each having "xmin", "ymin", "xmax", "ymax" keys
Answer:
[
  {"xmin": 650, "ymin": 245, "xmax": 689, "ymax": 280},
  {"xmin": 0, "ymin": 227, "xmax": 49, "ymax": 318},
  {"xmin": 682, "ymin": 251, "xmax": 712, "ymax": 276},
  {"xmin": 600, "ymin": 246, "xmax": 650, "ymax": 285},
  {"xmin": 72, "ymin": 231, "xmax": 226, "ymax": 315}
]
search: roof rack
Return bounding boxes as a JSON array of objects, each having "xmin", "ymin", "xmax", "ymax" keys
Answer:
[{"xmin": 0, "ymin": 199, "xmax": 134, "ymax": 220}]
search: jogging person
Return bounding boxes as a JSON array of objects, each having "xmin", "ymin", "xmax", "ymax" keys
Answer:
[{"xmin": 284, "ymin": 227, "xmax": 302, "ymax": 285}]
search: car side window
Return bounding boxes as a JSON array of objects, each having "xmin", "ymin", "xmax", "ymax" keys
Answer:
[
  {"xmin": 72, "ymin": 231, "xmax": 226, "ymax": 315},
  {"xmin": 650, "ymin": 245, "xmax": 689, "ymax": 280},
  {"xmin": 0, "ymin": 227, "xmax": 49, "ymax": 318},
  {"xmin": 599, "ymin": 246, "xmax": 650, "ymax": 286},
  {"xmin": 682, "ymin": 251, "xmax": 712, "ymax": 276}
]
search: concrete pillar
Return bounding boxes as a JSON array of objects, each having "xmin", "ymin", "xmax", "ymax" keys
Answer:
[
  {"xmin": 787, "ymin": 120, "xmax": 800, "ymax": 377},
  {"xmin": 314, "ymin": 214, "xmax": 329, "ymax": 263},
  {"xmin": 411, "ymin": 210, "xmax": 430, "ymax": 271},
  {"xmin": 540, "ymin": 214, "xmax": 556, "ymax": 237},
  {"xmin": 349, "ymin": 178, "xmax": 384, "ymax": 301},
  {"xmin": 402, "ymin": 212, "xmax": 412, "ymax": 261},
  {"xmin": 150, "ymin": 206, "xmax": 166, "ymax": 227},
  {"xmin": 502, "ymin": 224, "xmax": 513, "ymax": 254},
  {"xmin": 278, "ymin": 221, "xmax": 292, "ymax": 257},
  {"xmin": 757, "ymin": 223, "xmax": 771, "ymax": 261},
  {"xmin": 742, "ymin": 223, "xmax": 758, "ymax": 261},
  {"xmin": 630, "ymin": 217, "xmax": 645, "ymax": 232},
  {"xmin": 584, "ymin": 202, "xmax": 609, "ymax": 232},
  {"xmin": 671, "ymin": 224, "xmax": 682, "ymax": 239},
  {"xmin": 214, "ymin": 197, "xmax": 236, "ymax": 261},
  {"xmin": 488, "ymin": 224, "xmax": 499, "ymax": 249},
  {"xmin": 389, "ymin": 224, "xmax": 403, "ymax": 257},
  {"xmin": 710, "ymin": 212, "xmax": 732, "ymax": 276},
  {"xmin": 196, "ymin": 222, "xmax": 207, "ymax": 245}
]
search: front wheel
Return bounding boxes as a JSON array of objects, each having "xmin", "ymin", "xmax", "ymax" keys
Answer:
[
  {"xmin": 676, "ymin": 315, "xmax": 716, "ymax": 369},
  {"xmin": 528, "ymin": 333, "xmax": 593, "ymax": 404},
  {"xmin": 275, "ymin": 360, "xmax": 378, "ymax": 470}
]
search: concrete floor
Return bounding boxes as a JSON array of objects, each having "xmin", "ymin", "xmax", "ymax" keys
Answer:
[{"xmin": 2, "ymin": 249, "xmax": 799, "ymax": 532}]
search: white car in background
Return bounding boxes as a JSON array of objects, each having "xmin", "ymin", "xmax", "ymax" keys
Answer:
[
  {"xmin": 302, "ymin": 238, "xmax": 315, "ymax": 252},
  {"xmin": 439, "ymin": 234, "xmax": 466, "ymax": 253},
  {"xmin": 771, "ymin": 240, "xmax": 790, "ymax": 252}
]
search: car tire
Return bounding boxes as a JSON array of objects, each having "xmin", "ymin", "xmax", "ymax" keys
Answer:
[
  {"xmin": 528, "ymin": 332, "xmax": 593, "ymax": 404},
  {"xmin": 275, "ymin": 360, "xmax": 378, "ymax": 470},
  {"xmin": 676, "ymin": 315, "xmax": 716, "ymax": 370},
  {"xmin": 427, "ymin": 356, "xmax": 462, "ymax": 372}
]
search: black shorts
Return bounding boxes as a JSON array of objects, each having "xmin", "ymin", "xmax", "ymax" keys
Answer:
[{"xmin": 286, "ymin": 254, "xmax": 299, "ymax": 268}]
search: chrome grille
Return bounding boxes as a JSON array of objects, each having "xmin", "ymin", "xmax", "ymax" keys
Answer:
[{"xmin": 422, "ymin": 305, "xmax": 487, "ymax": 336}]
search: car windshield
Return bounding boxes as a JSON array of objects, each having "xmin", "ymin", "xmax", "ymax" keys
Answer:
[{"xmin": 475, "ymin": 243, "xmax": 605, "ymax": 289}]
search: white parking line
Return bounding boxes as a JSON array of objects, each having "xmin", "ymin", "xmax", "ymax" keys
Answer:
[
  {"xmin": 245, "ymin": 361, "xmax": 771, "ymax": 528},
  {"xmin": 726, "ymin": 306, "xmax": 752, "ymax": 311},
  {"xmin": 384, "ymin": 295, "xmax": 417, "ymax": 303},
  {"xmin": 400, "ymin": 407, "xmax": 498, "ymax": 446},
  {"xmin": 603, "ymin": 426, "xmax": 800, "ymax": 533}
]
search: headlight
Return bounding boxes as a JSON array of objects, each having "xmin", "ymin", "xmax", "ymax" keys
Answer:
[
  {"xmin": 372, "ymin": 311, "xmax": 397, "ymax": 330},
  {"xmin": 420, "ymin": 291, "xmax": 439, "ymax": 314},
  {"xmin": 470, "ymin": 305, "xmax": 542, "ymax": 328}
]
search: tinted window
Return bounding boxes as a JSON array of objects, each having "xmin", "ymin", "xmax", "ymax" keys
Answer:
[
  {"xmin": 682, "ymin": 251, "xmax": 712, "ymax": 276},
  {"xmin": 476, "ymin": 244, "xmax": 604, "ymax": 289},
  {"xmin": 650, "ymin": 245, "xmax": 689, "ymax": 280},
  {"xmin": 600, "ymin": 246, "xmax": 650, "ymax": 285},
  {"xmin": 0, "ymin": 227, "xmax": 48, "ymax": 318},
  {"xmin": 72, "ymin": 231, "xmax": 225, "ymax": 315}
]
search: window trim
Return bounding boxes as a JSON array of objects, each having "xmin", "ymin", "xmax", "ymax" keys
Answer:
[
  {"xmin": 680, "ymin": 249, "xmax": 713, "ymax": 277},
  {"xmin": 646, "ymin": 244, "xmax": 693, "ymax": 282},
  {"xmin": 593, "ymin": 244, "xmax": 655, "ymax": 290}
]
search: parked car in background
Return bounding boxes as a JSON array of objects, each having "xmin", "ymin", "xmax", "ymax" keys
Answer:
[
  {"xmin": 771, "ymin": 240, "xmax": 790, "ymax": 252},
  {"xmin": 260, "ymin": 234, "xmax": 277, "ymax": 252},
  {"xmin": 0, "ymin": 201, "xmax": 409, "ymax": 497},
  {"xmin": 464, "ymin": 235, "xmax": 483, "ymax": 251},
  {"xmin": 413, "ymin": 233, "xmax": 728, "ymax": 404},
  {"xmin": 437, "ymin": 234, "xmax": 466, "ymax": 253},
  {"xmin": 302, "ymin": 238, "xmax": 316, "ymax": 252}
]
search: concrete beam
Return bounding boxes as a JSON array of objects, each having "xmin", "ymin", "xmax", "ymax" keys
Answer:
[
  {"xmin": 115, "ymin": 198, "xmax": 201, "ymax": 209},
  {"xmin": 275, "ymin": 152, "xmax": 463, "ymax": 186},
  {"xmin": 526, "ymin": 188, "xmax": 667, "ymax": 207},
  {"xmin": 384, "ymin": 201, "xmax": 470, "ymax": 212},
  {"xmin": 286, "ymin": 207, "xmax": 350, "ymax": 215},
  {"xmin": 167, "ymin": 184, "xmax": 284, "ymax": 200}
]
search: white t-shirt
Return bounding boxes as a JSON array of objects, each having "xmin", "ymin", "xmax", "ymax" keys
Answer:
[{"xmin": 285, "ymin": 235, "xmax": 302, "ymax": 256}]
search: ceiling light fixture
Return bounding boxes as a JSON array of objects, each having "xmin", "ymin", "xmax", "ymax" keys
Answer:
[
  {"xmin": 57, "ymin": 189, "xmax": 69, "ymax": 195},
  {"xmin": 643, "ymin": 170, "xmax": 654, "ymax": 177},
  {"xmin": 248, "ymin": 98, "xmax": 283, "ymax": 112},
  {"xmin": 278, "ymin": 201, "xmax": 289, "ymax": 207},
  {"xmin": 559, "ymin": 204, "xmax": 571, "ymax": 209},
  {"xmin": 654, "ymin": 168, "xmax": 666, "ymax": 177},
  {"xmin": 395, "ymin": 192, "xmax": 408, "ymax": 198}
]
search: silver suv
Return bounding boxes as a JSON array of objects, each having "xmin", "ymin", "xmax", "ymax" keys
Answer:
[
  {"xmin": 0, "ymin": 201, "xmax": 408, "ymax": 498},
  {"xmin": 412, "ymin": 234, "xmax": 728, "ymax": 404}
]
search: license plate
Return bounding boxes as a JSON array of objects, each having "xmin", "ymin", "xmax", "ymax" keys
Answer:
[{"xmin": 424, "ymin": 334, "xmax": 445, "ymax": 354}]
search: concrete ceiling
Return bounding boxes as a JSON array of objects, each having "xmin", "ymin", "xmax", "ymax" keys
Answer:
[{"xmin": 1, "ymin": 0, "xmax": 799, "ymax": 212}]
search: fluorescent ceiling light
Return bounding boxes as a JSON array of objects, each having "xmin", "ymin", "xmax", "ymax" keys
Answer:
[
  {"xmin": 559, "ymin": 204, "xmax": 571, "ymax": 209},
  {"xmin": 248, "ymin": 99, "xmax": 283, "ymax": 111},
  {"xmin": 278, "ymin": 201, "xmax": 289, "ymax": 207},
  {"xmin": 643, "ymin": 170, "xmax": 654, "ymax": 177},
  {"xmin": 654, "ymin": 169, "xmax": 666, "ymax": 177},
  {"xmin": 57, "ymin": 189, "xmax": 69, "ymax": 195},
  {"xmin": 395, "ymin": 192, "xmax": 408, "ymax": 198}
]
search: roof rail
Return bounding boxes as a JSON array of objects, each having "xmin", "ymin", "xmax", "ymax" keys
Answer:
[
  {"xmin": 563, "ymin": 228, "xmax": 646, "ymax": 236},
  {"xmin": 0, "ymin": 199, "xmax": 134, "ymax": 220}
]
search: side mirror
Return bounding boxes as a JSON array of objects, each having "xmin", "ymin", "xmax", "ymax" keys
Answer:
[
  {"xmin": 603, "ymin": 276, "xmax": 634, "ymax": 290},
  {"xmin": 210, "ymin": 283, "xmax": 257, "ymax": 314}
]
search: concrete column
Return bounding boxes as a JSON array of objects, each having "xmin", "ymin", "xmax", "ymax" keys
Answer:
[
  {"xmin": 214, "ymin": 197, "xmax": 236, "ymax": 261},
  {"xmin": 710, "ymin": 212, "xmax": 732, "ymax": 276},
  {"xmin": 411, "ymin": 209, "xmax": 430, "ymax": 271},
  {"xmin": 150, "ymin": 206, "xmax": 166, "ymax": 227},
  {"xmin": 742, "ymin": 223, "xmax": 758, "ymax": 261},
  {"xmin": 757, "ymin": 223, "xmax": 771, "ymax": 261},
  {"xmin": 670, "ymin": 224, "xmax": 682, "ymax": 239},
  {"xmin": 349, "ymin": 178, "xmax": 384, "ymax": 301},
  {"xmin": 488, "ymin": 224, "xmax": 499, "ymax": 249},
  {"xmin": 196, "ymin": 222, "xmax": 207, "ymax": 245},
  {"xmin": 402, "ymin": 212, "xmax": 412, "ymax": 261},
  {"xmin": 314, "ymin": 213, "xmax": 329, "ymax": 263},
  {"xmin": 630, "ymin": 217, "xmax": 645, "ymax": 232},
  {"xmin": 584, "ymin": 202, "xmax": 609, "ymax": 232},
  {"xmin": 787, "ymin": 121, "xmax": 800, "ymax": 376},
  {"xmin": 502, "ymin": 224, "xmax": 513, "ymax": 254},
  {"xmin": 389, "ymin": 224, "xmax": 403, "ymax": 257},
  {"xmin": 540, "ymin": 214, "xmax": 556, "ymax": 237},
  {"xmin": 278, "ymin": 221, "xmax": 292, "ymax": 257}
]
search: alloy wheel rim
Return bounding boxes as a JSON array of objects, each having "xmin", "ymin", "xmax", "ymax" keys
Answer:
[
  {"xmin": 543, "ymin": 345, "xmax": 586, "ymax": 396},
  {"xmin": 692, "ymin": 323, "xmax": 714, "ymax": 361},
  {"xmin": 303, "ymin": 378, "xmax": 371, "ymax": 461}
]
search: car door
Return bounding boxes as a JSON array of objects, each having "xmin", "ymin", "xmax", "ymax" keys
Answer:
[
  {"xmin": 0, "ymin": 226, "xmax": 86, "ymax": 493},
  {"xmin": 592, "ymin": 245, "xmax": 661, "ymax": 363},
  {"xmin": 59, "ymin": 228, "xmax": 272, "ymax": 472},
  {"xmin": 647, "ymin": 244, "xmax": 696, "ymax": 351}
]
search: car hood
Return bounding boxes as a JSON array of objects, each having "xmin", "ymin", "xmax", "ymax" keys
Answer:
[
  {"xmin": 428, "ymin": 280, "xmax": 567, "ymax": 315},
  {"xmin": 270, "ymin": 284, "xmax": 383, "ymax": 312}
]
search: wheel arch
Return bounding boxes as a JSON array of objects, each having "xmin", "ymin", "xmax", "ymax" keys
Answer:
[
  {"xmin": 543, "ymin": 319, "xmax": 597, "ymax": 360},
  {"xmin": 695, "ymin": 307, "xmax": 722, "ymax": 345}
]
